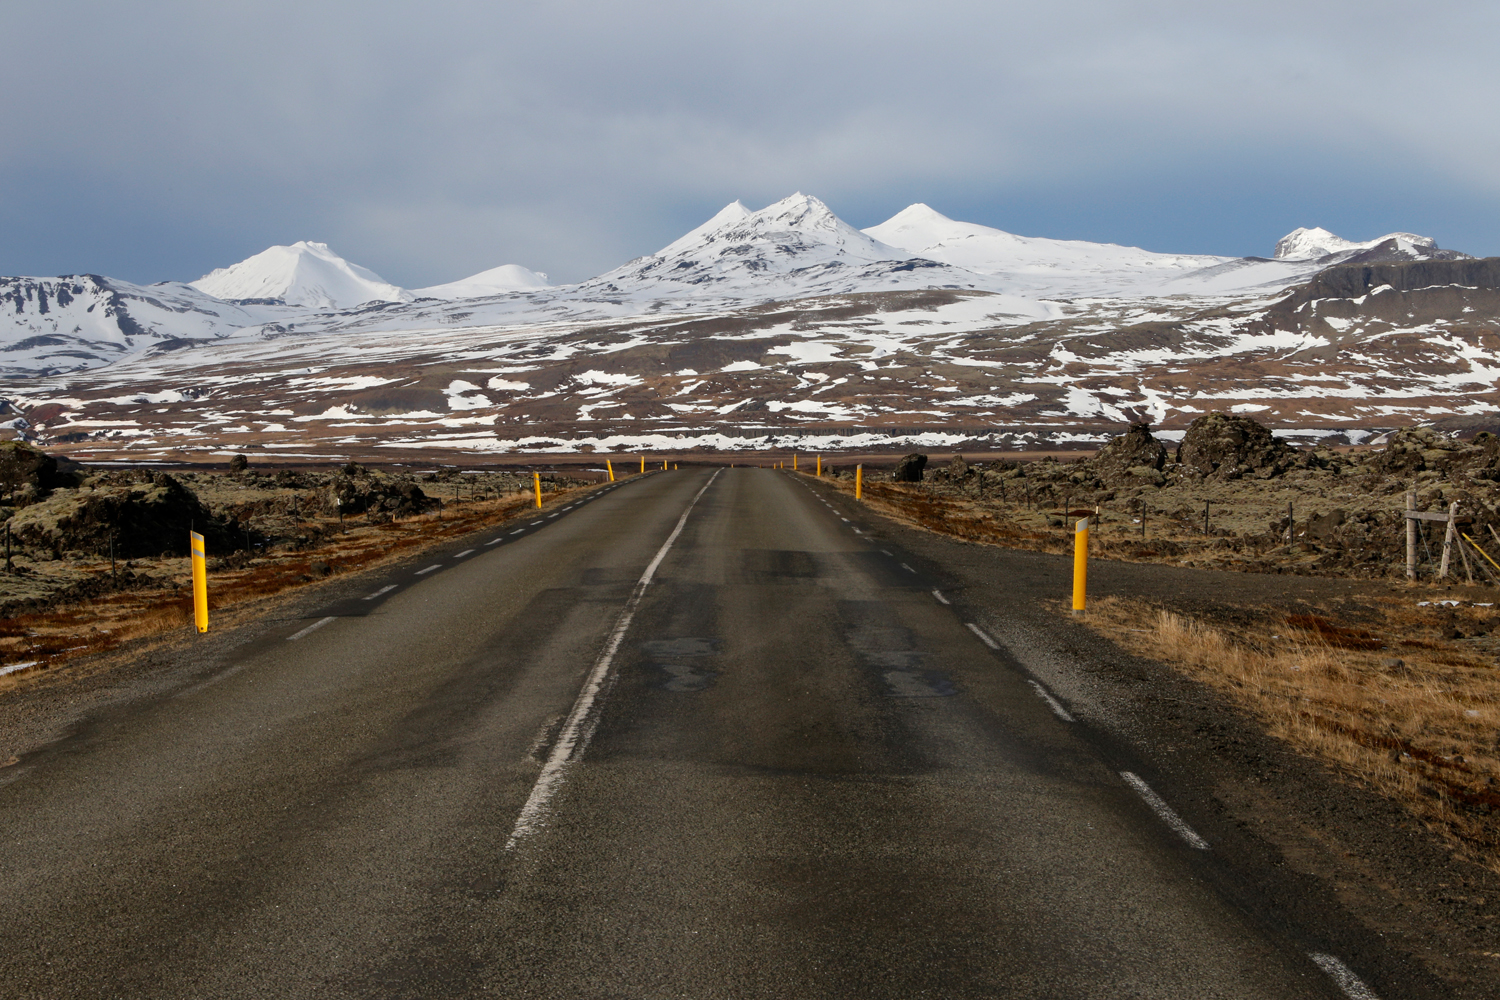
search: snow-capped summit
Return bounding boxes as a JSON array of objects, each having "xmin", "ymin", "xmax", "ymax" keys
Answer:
[
  {"xmin": 865, "ymin": 203, "xmax": 1235, "ymax": 296},
  {"xmin": 1273, "ymin": 226, "xmax": 1437, "ymax": 261},
  {"xmin": 413, "ymin": 264, "xmax": 551, "ymax": 299},
  {"xmin": 191, "ymin": 241, "xmax": 412, "ymax": 309},
  {"xmin": 579, "ymin": 193, "xmax": 947, "ymax": 302}
]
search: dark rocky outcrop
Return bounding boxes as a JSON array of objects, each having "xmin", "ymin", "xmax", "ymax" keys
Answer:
[
  {"xmin": 892, "ymin": 453, "xmax": 927, "ymax": 482},
  {"xmin": 1093, "ymin": 423, "xmax": 1168, "ymax": 486},
  {"xmin": 318, "ymin": 473, "xmax": 437, "ymax": 520},
  {"xmin": 6, "ymin": 473, "xmax": 237, "ymax": 558},
  {"xmin": 1176, "ymin": 412, "xmax": 1298, "ymax": 480},
  {"xmin": 1372, "ymin": 426, "xmax": 1462, "ymax": 476}
]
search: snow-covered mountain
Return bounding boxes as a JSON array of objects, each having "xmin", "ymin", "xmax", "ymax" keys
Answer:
[
  {"xmin": 576, "ymin": 193, "xmax": 991, "ymax": 302},
  {"xmin": 191, "ymin": 241, "xmax": 413, "ymax": 308},
  {"xmin": 1273, "ymin": 226, "xmax": 1439, "ymax": 261},
  {"xmin": 0, "ymin": 193, "xmax": 1475, "ymax": 381},
  {"xmin": 413, "ymin": 264, "xmax": 551, "ymax": 299}
]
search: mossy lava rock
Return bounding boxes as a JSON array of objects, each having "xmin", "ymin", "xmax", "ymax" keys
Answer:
[
  {"xmin": 7, "ymin": 472, "xmax": 234, "ymax": 558},
  {"xmin": 1176, "ymin": 412, "xmax": 1296, "ymax": 480}
]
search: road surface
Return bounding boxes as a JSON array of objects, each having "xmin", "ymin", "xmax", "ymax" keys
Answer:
[{"xmin": 0, "ymin": 469, "xmax": 1412, "ymax": 998}]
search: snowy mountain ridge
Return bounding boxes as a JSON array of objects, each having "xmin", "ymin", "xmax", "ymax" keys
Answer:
[{"xmin": 0, "ymin": 194, "xmax": 1471, "ymax": 377}]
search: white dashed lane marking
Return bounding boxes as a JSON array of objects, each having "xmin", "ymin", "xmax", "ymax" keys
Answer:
[
  {"xmin": 1309, "ymin": 953, "xmax": 1381, "ymax": 1000},
  {"xmin": 1120, "ymin": 771, "xmax": 1209, "ymax": 849},
  {"xmin": 415, "ymin": 564, "xmax": 442, "ymax": 576},
  {"xmin": 931, "ymin": 589, "xmax": 950, "ymax": 605},
  {"xmin": 1028, "ymin": 680, "xmax": 1075, "ymax": 722},
  {"xmin": 966, "ymin": 623, "xmax": 1000, "ymax": 649},
  {"xmin": 363, "ymin": 585, "xmax": 397, "ymax": 601},
  {"xmin": 486, "ymin": 537, "xmax": 504, "ymax": 545},
  {"xmin": 510, "ymin": 529, "xmax": 525, "ymax": 535},
  {"xmin": 454, "ymin": 549, "xmax": 475, "ymax": 558},
  {"xmin": 287, "ymin": 616, "xmax": 336, "ymax": 641},
  {"xmin": 900, "ymin": 563, "xmax": 916, "ymax": 574}
]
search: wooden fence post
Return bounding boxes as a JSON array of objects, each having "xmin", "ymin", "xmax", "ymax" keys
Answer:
[
  {"xmin": 1439, "ymin": 502, "xmax": 1458, "ymax": 579},
  {"xmin": 1406, "ymin": 490, "xmax": 1417, "ymax": 580}
]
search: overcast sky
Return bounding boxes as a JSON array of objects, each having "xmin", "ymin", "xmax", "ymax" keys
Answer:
[{"xmin": 2, "ymin": 0, "xmax": 1496, "ymax": 287}]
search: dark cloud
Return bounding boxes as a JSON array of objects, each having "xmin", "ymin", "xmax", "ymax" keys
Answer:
[{"xmin": 2, "ymin": 0, "xmax": 1496, "ymax": 286}]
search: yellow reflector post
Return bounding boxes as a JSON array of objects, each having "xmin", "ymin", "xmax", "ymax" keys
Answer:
[
  {"xmin": 190, "ymin": 530, "xmax": 208, "ymax": 633},
  {"xmin": 533, "ymin": 471, "xmax": 542, "ymax": 508},
  {"xmin": 855, "ymin": 464, "xmax": 863, "ymax": 500},
  {"xmin": 1072, "ymin": 516, "xmax": 1089, "ymax": 613},
  {"xmin": 606, "ymin": 459, "xmax": 615, "ymax": 482}
]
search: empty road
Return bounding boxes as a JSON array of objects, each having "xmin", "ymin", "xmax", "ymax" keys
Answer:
[{"xmin": 0, "ymin": 468, "xmax": 1410, "ymax": 998}]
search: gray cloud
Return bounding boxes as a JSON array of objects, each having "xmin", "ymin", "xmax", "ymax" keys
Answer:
[{"xmin": 2, "ymin": 0, "xmax": 1496, "ymax": 286}]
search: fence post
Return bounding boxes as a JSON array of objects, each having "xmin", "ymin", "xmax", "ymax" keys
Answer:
[
  {"xmin": 1439, "ymin": 502, "xmax": 1458, "ymax": 579},
  {"xmin": 1406, "ymin": 490, "xmax": 1417, "ymax": 580}
]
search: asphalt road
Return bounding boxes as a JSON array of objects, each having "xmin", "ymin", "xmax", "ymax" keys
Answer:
[{"xmin": 0, "ymin": 468, "xmax": 1396, "ymax": 998}]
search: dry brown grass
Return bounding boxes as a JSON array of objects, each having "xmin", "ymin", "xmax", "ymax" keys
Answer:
[
  {"xmin": 1086, "ymin": 595, "xmax": 1500, "ymax": 869},
  {"xmin": 0, "ymin": 482, "xmax": 601, "ymax": 684}
]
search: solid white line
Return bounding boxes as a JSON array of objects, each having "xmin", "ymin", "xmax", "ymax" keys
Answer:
[
  {"xmin": 362, "ymin": 584, "xmax": 397, "ymax": 601},
  {"xmin": 486, "ymin": 537, "xmax": 504, "ymax": 545},
  {"xmin": 415, "ymin": 564, "xmax": 441, "ymax": 575},
  {"xmin": 287, "ymin": 616, "xmax": 336, "ymax": 641},
  {"xmin": 506, "ymin": 469, "xmax": 722, "ymax": 851},
  {"xmin": 1309, "ymin": 953, "xmax": 1381, "ymax": 1000},
  {"xmin": 1121, "ymin": 771, "xmax": 1209, "ymax": 849},
  {"xmin": 931, "ymin": 589, "xmax": 950, "ymax": 605},
  {"xmin": 1028, "ymin": 679, "xmax": 1076, "ymax": 722},
  {"xmin": 454, "ymin": 548, "xmax": 475, "ymax": 558},
  {"xmin": 966, "ymin": 622, "xmax": 1000, "ymax": 649},
  {"xmin": 900, "ymin": 562, "xmax": 916, "ymax": 573}
]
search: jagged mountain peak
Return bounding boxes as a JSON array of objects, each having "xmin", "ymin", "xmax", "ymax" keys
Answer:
[
  {"xmin": 191, "ymin": 241, "xmax": 412, "ymax": 309},
  {"xmin": 1273, "ymin": 226, "xmax": 1438, "ymax": 261}
]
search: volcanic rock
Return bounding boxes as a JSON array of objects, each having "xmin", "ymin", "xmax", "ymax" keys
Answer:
[
  {"xmin": 892, "ymin": 454, "xmax": 928, "ymax": 483},
  {"xmin": 1093, "ymin": 423, "xmax": 1168, "ymax": 486},
  {"xmin": 1176, "ymin": 412, "xmax": 1297, "ymax": 480},
  {"xmin": 1373, "ymin": 426, "xmax": 1461, "ymax": 476},
  {"xmin": 6, "ymin": 472, "xmax": 235, "ymax": 558}
]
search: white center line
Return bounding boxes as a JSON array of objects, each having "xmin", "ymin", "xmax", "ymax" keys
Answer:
[
  {"xmin": 1028, "ymin": 680, "xmax": 1076, "ymax": 722},
  {"xmin": 510, "ymin": 529, "xmax": 525, "ymax": 535},
  {"xmin": 530, "ymin": 520, "xmax": 544, "ymax": 526},
  {"xmin": 547, "ymin": 514, "xmax": 560, "ymax": 519},
  {"xmin": 931, "ymin": 589, "xmax": 950, "ymax": 605},
  {"xmin": 454, "ymin": 549, "xmax": 475, "ymax": 558},
  {"xmin": 415, "ymin": 564, "xmax": 442, "ymax": 576},
  {"xmin": 1309, "ymin": 954, "xmax": 1381, "ymax": 1000},
  {"xmin": 287, "ymin": 616, "xmax": 336, "ymax": 641},
  {"xmin": 966, "ymin": 622, "xmax": 1000, "ymax": 649},
  {"xmin": 486, "ymin": 537, "xmax": 504, "ymax": 545},
  {"xmin": 362, "ymin": 584, "xmax": 398, "ymax": 601},
  {"xmin": 507, "ymin": 470, "xmax": 722, "ymax": 851},
  {"xmin": 900, "ymin": 562, "xmax": 916, "ymax": 573},
  {"xmin": 1120, "ymin": 771, "xmax": 1209, "ymax": 849}
]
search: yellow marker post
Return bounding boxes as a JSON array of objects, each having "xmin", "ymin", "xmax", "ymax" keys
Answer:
[
  {"xmin": 663, "ymin": 459, "xmax": 667, "ymax": 470},
  {"xmin": 855, "ymin": 464, "xmax": 863, "ymax": 500},
  {"xmin": 816, "ymin": 455, "xmax": 822, "ymax": 477},
  {"xmin": 793, "ymin": 454, "xmax": 798, "ymax": 471},
  {"xmin": 1072, "ymin": 516, "xmax": 1089, "ymax": 614},
  {"xmin": 190, "ymin": 530, "xmax": 208, "ymax": 633},
  {"xmin": 640, "ymin": 456, "xmax": 645, "ymax": 474},
  {"xmin": 533, "ymin": 471, "xmax": 542, "ymax": 508},
  {"xmin": 606, "ymin": 459, "xmax": 615, "ymax": 482}
]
